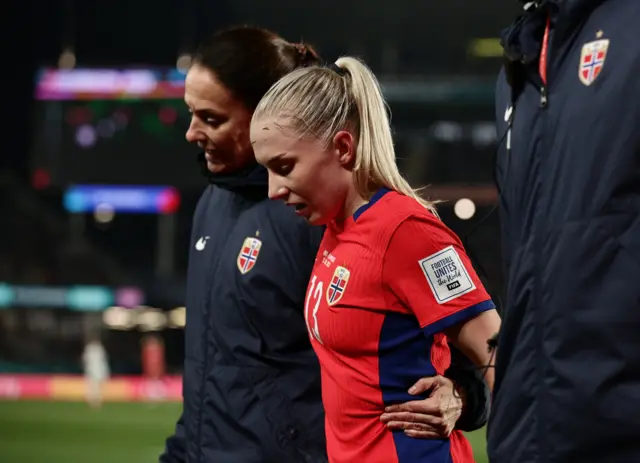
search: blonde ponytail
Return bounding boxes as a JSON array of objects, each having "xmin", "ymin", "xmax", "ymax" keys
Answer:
[
  {"xmin": 334, "ymin": 57, "xmax": 436, "ymax": 213},
  {"xmin": 252, "ymin": 56, "xmax": 437, "ymax": 214}
]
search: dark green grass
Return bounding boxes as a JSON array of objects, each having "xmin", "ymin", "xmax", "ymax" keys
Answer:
[{"xmin": 0, "ymin": 401, "xmax": 487, "ymax": 462}]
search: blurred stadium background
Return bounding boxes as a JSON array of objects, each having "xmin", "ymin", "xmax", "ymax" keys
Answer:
[{"xmin": 1, "ymin": 0, "xmax": 520, "ymax": 461}]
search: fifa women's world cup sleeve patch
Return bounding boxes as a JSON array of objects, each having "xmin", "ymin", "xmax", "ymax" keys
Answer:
[
  {"xmin": 383, "ymin": 216, "xmax": 495, "ymax": 336},
  {"xmin": 418, "ymin": 246, "xmax": 475, "ymax": 303}
]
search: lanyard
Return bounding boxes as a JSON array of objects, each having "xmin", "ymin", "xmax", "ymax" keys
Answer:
[
  {"xmin": 539, "ymin": 15, "xmax": 551, "ymax": 85},
  {"xmin": 507, "ymin": 14, "xmax": 551, "ymax": 155}
]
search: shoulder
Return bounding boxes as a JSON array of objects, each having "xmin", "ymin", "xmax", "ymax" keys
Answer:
[
  {"xmin": 358, "ymin": 192, "xmax": 458, "ymax": 256},
  {"xmin": 375, "ymin": 194, "xmax": 465, "ymax": 272},
  {"xmin": 575, "ymin": 0, "xmax": 640, "ymax": 76},
  {"xmin": 495, "ymin": 67, "xmax": 510, "ymax": 124},
  {"xmin": 194, "ymin": 185, "xmax": 214, "ymax": 214},
  {"xmin": 361, "ymin": 191, "xmax": 430, "ymax": 229},
  {"xmin": 386, "ymin": 210, "xmax": 461, "ymax": 259},
  {"xmin": 496, "ymin": 66, "xmax": 508, "ymax": 95},
  {"xmin": 595, "ymin": 0, "xmax": 640, "ymax": 25},
  {"xmin": 257, "ymin": 199, "xmax": 313, "ymax": 234},
  {"xmin": 378, "ymin": 192, "xmax": 452, "ymax": 237}
]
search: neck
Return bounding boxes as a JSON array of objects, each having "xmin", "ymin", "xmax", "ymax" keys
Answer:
[{"xmin": 341, "ymin": 187, "xmax": 368, "ymax": 221}]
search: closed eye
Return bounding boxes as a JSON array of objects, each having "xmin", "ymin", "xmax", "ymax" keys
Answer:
[
  {"xmin": 187, "ymin": 108, "xmax": 225, "ymax": 128},
  {"xmin": 201, "ymin": 115, "xmax": 222, "ymax": 128},
  {"xmin": 265, "ymin": 153, "xmax": 293, "ymax": 176},
  {"xmin": 274, "ymin": 163, "xmax": 293, "ymax": 176}
]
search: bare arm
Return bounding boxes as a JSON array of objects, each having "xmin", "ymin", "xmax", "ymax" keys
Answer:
[{"xmin": 445, "ymin": 309, "xmax": 501, "ymax": 391}]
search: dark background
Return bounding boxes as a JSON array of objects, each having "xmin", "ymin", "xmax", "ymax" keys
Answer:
[{"xmin": 1, "ymin": 0, "xmax": 516, "ymax": 375}]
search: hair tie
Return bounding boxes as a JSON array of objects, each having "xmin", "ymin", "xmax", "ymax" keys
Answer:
[
  {"xmin": 294, "ymin": 43, "xmax": 307, "ymax": 56},
  {"xmin": 328, "ymin": 63, "xmax": 346, "ymax": 76}
]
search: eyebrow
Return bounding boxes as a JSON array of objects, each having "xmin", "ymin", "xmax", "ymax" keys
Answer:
[
  {"xmin": 266, "ymin": 153, "xmax": 288, "ymax": 165},
  {"xmin": 194, "ymin": 107, "xmax": 224, "ymax": 118},
  {"xmin": 184, "ymin": 99, "xmax": 223, "ymax": 116}
]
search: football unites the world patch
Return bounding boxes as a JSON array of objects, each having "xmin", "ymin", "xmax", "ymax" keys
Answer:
[
  {"xmin": 579, "ymin": 38, "xmax": 609, "ymax": 86},
  {"xmin": 418, "ymin": 246, "xmax": 475, "ymax": 304},
  {"xmin": 237, "ymin": 237, "xmax": 262, "ymax": 274},
  {"xmin": 326, "ymin": 266, "xmax": 350, "ymax": 306}
]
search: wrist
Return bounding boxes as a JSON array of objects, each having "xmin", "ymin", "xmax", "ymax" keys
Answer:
[{"xmin": 454, "ymin": 382, "xmax": 467, "ymax": 412}]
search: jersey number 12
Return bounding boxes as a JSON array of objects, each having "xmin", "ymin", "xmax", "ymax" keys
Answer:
[{"xmin": 305, "ymin": 275, "xmax": 324, "ymax": 344}]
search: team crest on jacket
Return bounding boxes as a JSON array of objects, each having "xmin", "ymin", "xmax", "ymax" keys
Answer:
[
  {"xmin": 237, "ymin": 237, "xmax": 262, "ymax": 274},
  {"xmin": 579, "ymin": 39, "xmax": 609, "ymax": 86},
  {"xmin": 326, "ymin": 266, "xmax": 350, "ymax": 306}
]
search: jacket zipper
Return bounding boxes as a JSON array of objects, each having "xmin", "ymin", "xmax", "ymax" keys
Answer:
[{"xmin": 540, "ymin": 85, "xmax": 548, "ymax": 108}]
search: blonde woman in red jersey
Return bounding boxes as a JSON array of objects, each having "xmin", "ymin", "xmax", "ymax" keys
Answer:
[{"xmin": 250, "ymin": 57, "xmax": 501, "ymax": 463}]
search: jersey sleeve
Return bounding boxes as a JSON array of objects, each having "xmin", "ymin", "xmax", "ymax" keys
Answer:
[{"xmin": 382, "ymin": 215, "xmax": 495, "ymax": 337}]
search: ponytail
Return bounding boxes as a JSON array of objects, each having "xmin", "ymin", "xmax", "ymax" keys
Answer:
[{"xmin": 335, "ymin": 57, "xmax": 437, "ymax": 213}]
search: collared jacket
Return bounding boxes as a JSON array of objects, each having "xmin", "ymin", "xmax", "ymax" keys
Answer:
[{"xmin": 490, "ymin": 1, "xmax": 640, "ymax": 461}]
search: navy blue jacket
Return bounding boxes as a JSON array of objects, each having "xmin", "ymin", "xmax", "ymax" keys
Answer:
[
  {"xmin": 489, "ymin": 1, "xmax": 640, "ymax": 462},
  {"xmin": 161, "ymin": 159, "xmax": 491, "ymax": 463}
]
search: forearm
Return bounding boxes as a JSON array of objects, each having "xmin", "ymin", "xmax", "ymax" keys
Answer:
[
  {"xmin": 445, "ymin": 346, "xmax": 491, "ymax": 431},
  {"xmin": 445, "ymin": 309, "xmax": 501, "ymax": 391}
]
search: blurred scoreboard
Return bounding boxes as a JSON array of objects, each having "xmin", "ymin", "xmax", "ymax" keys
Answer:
[
  {"xmin": 30, "ymin": 68, "xmax": 499, "ymax": 188},
  {"xmin": 30, "ymin": 68, "xmax": 203, "ymax": 188}
]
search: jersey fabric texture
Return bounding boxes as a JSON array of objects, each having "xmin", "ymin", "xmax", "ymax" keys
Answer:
[{"xmin": 305, "ymin": 189, "xmax": 495, "ymax": 463}]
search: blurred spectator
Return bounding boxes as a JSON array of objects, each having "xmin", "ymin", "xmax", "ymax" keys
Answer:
[{"xmin": 82, "ymin": 334, "xmax": 110, "ymax": 409}]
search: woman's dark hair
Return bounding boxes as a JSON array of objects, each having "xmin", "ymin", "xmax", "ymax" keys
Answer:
[{"xmin": 192, "ymin": 26, "xmax": 322, "ymax": 110}]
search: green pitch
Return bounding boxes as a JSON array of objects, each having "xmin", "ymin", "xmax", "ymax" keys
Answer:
[{"xmin": 0, "ymin": 401, "xmax": 488, "ymax": 462}]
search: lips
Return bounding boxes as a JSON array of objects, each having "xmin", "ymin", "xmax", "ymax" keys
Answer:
[
  {"xmin": 295, "ymin": 205, "xmax": 311, "ymax": 218},
  {"xmin": 285, "ymin": 202, "xmax": 309, "ymax": 216}
]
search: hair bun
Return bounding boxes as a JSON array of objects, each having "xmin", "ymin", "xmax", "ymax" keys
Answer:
[{"xmin": 293, "ymin": 42, "xmax": 321, "ymax": 66}]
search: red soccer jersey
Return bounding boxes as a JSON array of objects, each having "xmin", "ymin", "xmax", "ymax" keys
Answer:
[{"xmin": 305, "ymin": 189, "xmax": 494, "ymax": 463}]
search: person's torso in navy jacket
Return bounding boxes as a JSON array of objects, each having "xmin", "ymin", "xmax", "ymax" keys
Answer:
[
  {"xmin": 490, "ymin": 1, "xmax": 640, "ymax": 462},
  {"xmin": 163, "ymin": 161, "xmax": 326, "ymax": 463}
]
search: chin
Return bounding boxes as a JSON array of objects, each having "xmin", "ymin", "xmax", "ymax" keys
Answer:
[
  {"xmin": 207, "ymin": 161, "xmax": 230, "ymax": 174},
  {"xmin": 307, "ymin": 212, "xmax": 329, "ymax": 226}
]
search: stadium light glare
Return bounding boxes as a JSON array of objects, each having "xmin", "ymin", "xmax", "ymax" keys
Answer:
[
  {"xmin": 94, "ymin": 202, "xmax": 115, "ymax": 224},
  {"xmin": 103, "ymin": 306, "xmax": 136, "ymax": 329},
  {"xmin": 58, "ymin": 49, "xmax": 76, "ymax": 69},
  {"xmin": 169, "ymin": 307, "xmax": 186, "ymax": 328},
  {"xmin": 468, "ymin": 38, "xmax": 503, "ymax": 58},
  {"xmin": 454, "ymin": 198, "xmax": 476, "ymax": 220},
  {"xmin": 176, "ymin": 54, "xmax": 192, "ymax": 73},
  {"xmin": 137, "ymin": 309, "xmax": 167, "ymax": 332}
]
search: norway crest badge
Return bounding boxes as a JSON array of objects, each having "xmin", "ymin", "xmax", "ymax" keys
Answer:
[
  {"xmin": 326, "ymin": 266, "xmax": 350, "ymax": 306},
  {"xmin": 579, "ymin": 39, "xmax": 609, "ymax": 86},
  {"xmin": 237, "ymin": 237, "xmax": 262, "ymax": 274}
]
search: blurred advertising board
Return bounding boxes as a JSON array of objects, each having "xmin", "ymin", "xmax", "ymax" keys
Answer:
[{"xmin": 0, "ymin": 374, "xmax": 182, "ymax": 402}]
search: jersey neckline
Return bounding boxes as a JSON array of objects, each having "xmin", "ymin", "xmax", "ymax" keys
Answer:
[
  {"xmin": 353, "ymin": 187, "xmax": 391, "ymax": 221},
  {"xmin": 333, "ymin": 187, "xmax": 391, "ymax": 232}
]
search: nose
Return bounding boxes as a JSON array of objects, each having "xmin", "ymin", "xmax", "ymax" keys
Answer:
[
  {"xmin": 185, "ymin": 117, "xmax": 202, "ymax": 144},
  {"xmin": 268, "ymin": 173, "xmax": 289, "ymax": 201}
]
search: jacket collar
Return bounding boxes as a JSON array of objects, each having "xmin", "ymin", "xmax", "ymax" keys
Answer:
[
  {"xmin": 197, "ymin": 152, "xmax": 268, "ymax": 194},
  {"xmin": 502, "ymin": 0, "xmax": 609, "ymax": 64}
]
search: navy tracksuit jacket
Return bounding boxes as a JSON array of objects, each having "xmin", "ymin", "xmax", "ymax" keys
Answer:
[
  {"xmin": 489, "ymin": 1, "xmax": 640, "ymax": 462},
  {"xmin": 160, "ymin": 157, "xmax": 491, "ymax": 463}
]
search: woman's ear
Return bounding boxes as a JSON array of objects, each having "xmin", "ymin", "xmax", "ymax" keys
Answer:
[{"xmin": 332, "ymin": 130, "xmax": 355, "ymax": 167}]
